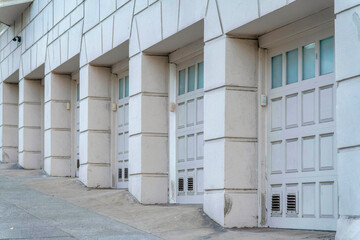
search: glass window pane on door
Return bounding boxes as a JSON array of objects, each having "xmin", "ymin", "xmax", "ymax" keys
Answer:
[
  {"xmin": 302, "ymin": 43, "xmax": 315, "ymax": 80},
  {"xmin": 188, "ymin": 65, "xmax": 195, "ymax": 92},
  {"xmin": 286, "ymin": 49, "xmax": 298, "ymax": 85},
  {"xmin": 320, "ymin": 36, "xmax": 334, "ymax": 75},
  {"xmin": 125, "ymin": 76, "xmax": 129, "ymax": 97},
  {"xmin": 119, "ymin": 78, "xmax": 124, "ymax": 99},
  {"xmin": 272, "ymin": 54, "xmax": 282, "ymax": 89},
  {"xmin": 197, "ymin": 62, "xmax": 204, "ymax": 89},
  {"xmin": 179, "ymin": 69, "xmax": 186, "ymax": 95}
]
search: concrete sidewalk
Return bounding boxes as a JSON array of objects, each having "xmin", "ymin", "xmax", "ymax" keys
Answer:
[{"xmin": 0, "ymin": 163, "xmax": 336, "ymax": 240}]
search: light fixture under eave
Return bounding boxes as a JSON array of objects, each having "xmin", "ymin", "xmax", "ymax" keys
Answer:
[{"xmin": 12, "ymin": 36, "xmax": 21, "ymax": 42}]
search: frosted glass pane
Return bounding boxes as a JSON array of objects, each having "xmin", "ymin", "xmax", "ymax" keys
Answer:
[
  {"xmin": 125, "ymin": 76, "xmax": 129, "ymax": 97},
  {"xmin": 320, "ymin": 36, "xmax": 334, "ymax": 75},
  {"xmin": 119, "ymin": 78, "xmax": 124, "ymax": 99},
  {"xmin": 272, "ymin": 54, "xmax": 282, "ymax": 89},
  {"xmin": 77, "ymin": 83, "xmax": 80, "ymax": 101},
  {"xmin": 286, "ymin": 49, "xmax": 298, "ymax": 85},
  {"xmin": 197, "ymin": 62, "xmax": 204, "ymax": 89},
  {"xmin": 302, "ymin": 43, "xmax": 315, "ymax": 80},
  {"xmin": 188, "ymin": 65, "xmax": 195, "ymax": 92},
  {"xmin": 179, "ymin": 69, "xmax": 185, "ymax": 95}
]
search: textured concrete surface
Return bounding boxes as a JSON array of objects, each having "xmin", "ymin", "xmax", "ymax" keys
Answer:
[
  {"xmin": 0, "ymin": 164, "xmax": 159, "ymax": 240},
  {"xmin": 0, "ymin": 163, "xmax": 336, "ymax": 240}
]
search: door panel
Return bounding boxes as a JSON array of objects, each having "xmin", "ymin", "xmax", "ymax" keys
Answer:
[
  {"xmin": 267, "ymin": 34, "xmax": 337, "ymax": 231},
  {"xmin": 176, "ymin": 60, "xmax": 204, "ymax": 204},
  {"xmin": 117, "ymin": 76, "xmax": 129, "ymax": 189}
]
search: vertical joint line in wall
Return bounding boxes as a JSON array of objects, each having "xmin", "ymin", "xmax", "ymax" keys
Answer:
[
  {"xmin": 62, "ymin": 0, "xmax": 65, "ymax": 19},
  {"xmin": 35, "ymin": 43, "xmax": 38, "ymax": 69},
  {"xmin": 214, "ymin": 0, "xmax": 224, "ymax": 35},
  {"xmin": 101, "ymin": 20, "xmax": 103, "ymax": 54},
  {"xmin": 177, "ymin": 0, "xmax": 180, "ymax": 32},
  {"xmin": 53, "ymin": 38, "xmax": 56, "ymax": 70},
  {"xmin": 112, "ymin": 15, "xmax": 115, "ymax": 49},
  {"xmin": 160, "ymin": 1, "xmax": 163, "ymax": 40},
  {"xmin": 29, "ymin": 49, "xmax": 32, "ymax": 72},
  {"xmin": 205, "ymin": 0, "xmax": 210, "ymax": 17},
  {"xmin": 81, "ymin": 19, "xmax": 87, "ymax": 67},
  {"xmin": 98, "ymin": 0, "xmax": 101, "ymax": 23},
  {"xmin": 67, "ymin": 27, "xmax": 70, "ymax": 61},
  {"xmin": 99, "ymin": 0, "xmax": 103, "ymax": 54},
  {"xmin": 135, "ymin": 18, "xmax": 141, "ymax": 51},
  {"xmin": 129, "ymin": 0, "xmax": 136, "ymax": 42},
  {"xmin": 59, "ymin": 34, "xmax": 62, "ymax": 64}
]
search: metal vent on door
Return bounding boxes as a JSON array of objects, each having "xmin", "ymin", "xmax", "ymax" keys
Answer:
[
  {"xmin": 187, "ymin": 177, "xmax": 194, "ymax": 192},
  {"xmin": 124, "ymin": 168, "xmax": 128, "ymax": 181},
  {"xmin": 287, "ymin": 193, "xmax": 297, "ymax": 214},
  {"xmin": 178, "ymin": 178, "xmax": 184, "ymax": 192},
  {"xmin": 271, "ymin": 194, "xmax": 281, "ymax": 213}
]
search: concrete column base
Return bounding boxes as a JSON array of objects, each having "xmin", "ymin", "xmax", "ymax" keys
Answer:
[
  {"xmin": 79, "ymin": 164, "xmax": 111, "ymax": 188},
  {"xmin": 129, "ymin": 174, "xmax": 168, "ymax": 204},
  {"xmin": 44, "ymin": 158, "xmax": 71, "ymax": 177},
  {"xmin": 204, "ymin": 189, "xmax": 257, "ymax": 228},
  {"xmin": 19, "ymin": 152, "xmax": 41, "ymax": 169},
  {"xmin": 0, "ymin": 147, "xmax": 18, "ymax": 163}
]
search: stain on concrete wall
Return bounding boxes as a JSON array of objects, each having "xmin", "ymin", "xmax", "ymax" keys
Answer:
[{"xmin": 224, "ymin": 193, "xmax": 232, "ymax": 216}]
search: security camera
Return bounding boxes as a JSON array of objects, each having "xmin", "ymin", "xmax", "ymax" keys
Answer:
[{"xmin": 12, "ymin": 36, "xmax": 21, "ymax": 43}]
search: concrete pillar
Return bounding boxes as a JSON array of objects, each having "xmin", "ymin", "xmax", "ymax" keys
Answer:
[
  {"xmin": 335, "ymin": 2, "xmax": 360, "ymax": 239},
  {"xmin": 44, "ymin": 73, "xmax": 72, "ymax": 176},
  {"xmin": 79, "ymin": 65, "xmax": 111, "ymax": 188},
  {"xmin": 18, "ymin": 79, "xmax": 43, "ymax": 169},
  {"xmin": 128, "ymin": 53, "xmax": 168, "ymax": 204},
  {"xmin": 0, "ymin": 82, "xmax": 19, "ymax": 163},
  {"xmin": 203, "ymin": 36, "xmax": 258, "ymax": 228}
]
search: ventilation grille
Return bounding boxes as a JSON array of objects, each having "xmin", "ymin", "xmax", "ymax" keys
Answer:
[
  {"xmin": 178, "ymin": 178, "xmax": 184, "ymax": 192},
  {"xmin": 271, "ymin": 194, "xmax": 281, "ymax": 213},
  {"xmin": 118, "ymin": 168, "xmax": 122, "ymax": 180},
  {"xmin": 124, "ymin": 168, "xmax": 128, "ymax": 180},
  {"xmin": 187, "ymin": 177, "xmax": 194, "ymax": 192},
  {"xmin": 287, "ymin": 193, "xmax": 297, "ymax": 213}
]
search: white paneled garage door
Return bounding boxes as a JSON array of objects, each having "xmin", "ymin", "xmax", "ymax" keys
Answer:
[
  {"xmin": 267, "ymin": 30, "xmax": 337, "ymax": 230},
  {"xmin": 116, "ymin": 75, "xmax": 129, "ymax": 189},
  {"xmin": 176, "ymin": 58, "xmax": 204, "ymax": 204}
]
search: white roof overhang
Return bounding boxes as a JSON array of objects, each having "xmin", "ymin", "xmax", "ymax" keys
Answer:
[{"xmin": 0, "ymin": 0, "xmax": 33, "ymax": 26}]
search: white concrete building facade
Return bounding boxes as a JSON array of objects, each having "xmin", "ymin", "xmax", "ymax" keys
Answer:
[{"xmin": 0, "ymin": 0, "xmax": 358, "ymax": 238}]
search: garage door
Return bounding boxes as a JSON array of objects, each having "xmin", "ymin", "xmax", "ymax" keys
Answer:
[
  {"xmin": 267, "ymin": 33, "xmax": 337, "ymax": 230},
  {"xmin": 176, "ymin": 59, "xmax": 204, "ymax": 204},
  {"xmin": 116, "ymin": 75, "xmax": 129, "ymax": 189}
]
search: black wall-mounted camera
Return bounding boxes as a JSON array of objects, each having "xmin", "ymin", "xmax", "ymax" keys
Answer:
[{"xmin": 12, "ymin": 36, "xmax": 21, "ymax": 43}]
